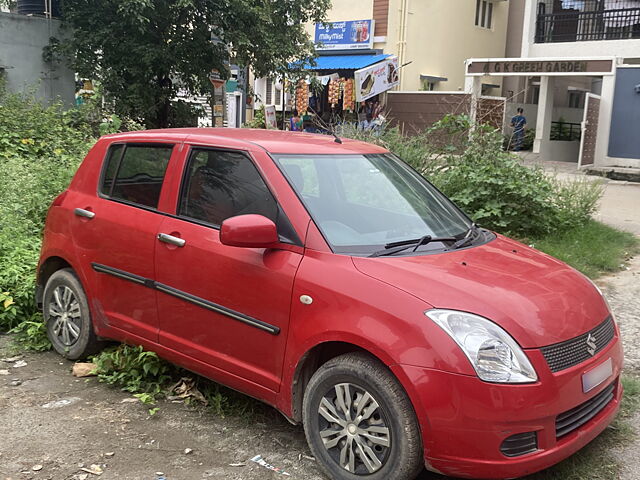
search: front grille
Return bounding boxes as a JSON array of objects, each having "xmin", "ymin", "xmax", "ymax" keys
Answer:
[
  {"xmin": 556, "ymin": 383, "xmax": 615, "ymax": 438},
  {"xmin": 541, "ymin": 316, "xmax": 615, "ymax": 373},
  {"xmin": 500, "ymin": 432, "xmax": 538, "ymax": 457}
]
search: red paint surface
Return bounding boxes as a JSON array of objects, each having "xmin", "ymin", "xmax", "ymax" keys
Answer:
[
  {"xmin": 38, "ymin": 129, "xmax": 624, "ymax": 479},
  {"xmin": 220, "ymin": 214, "xmax": 279, "ymax": 248}
]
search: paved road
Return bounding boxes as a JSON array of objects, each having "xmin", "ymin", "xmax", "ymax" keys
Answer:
[
  {"xmin": 518, "ymin": 154, "xmax": 640, "ymax": 235},
  {"xmin": 596, "ymin": 182, "xmax": 640, "ymax": 235}
]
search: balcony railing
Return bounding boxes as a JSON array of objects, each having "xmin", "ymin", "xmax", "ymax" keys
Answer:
[{"xmin": 536, "ymin": 7, "xmax": 640, "ymax": 43}]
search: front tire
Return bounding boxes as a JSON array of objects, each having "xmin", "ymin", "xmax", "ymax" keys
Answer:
[
  {"xmin": 303, "ymin": 353, "xmax": 423, "ymax": 480},
  {"xmin": 43, "ymin": 268, "xmax": 101, "ymax": 360}
]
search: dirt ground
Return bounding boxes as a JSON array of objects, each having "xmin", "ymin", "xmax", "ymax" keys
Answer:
[
  {"xmin": 0, "ymin": 332, "xmax": 329, "ymax": 480},
  {"xmin": 0, "ymin": 335, "xmax": 458, "ymax": 480}
]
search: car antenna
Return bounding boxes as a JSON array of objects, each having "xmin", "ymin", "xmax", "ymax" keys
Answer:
[{"xmin": 308, "ymin": 105, "xmax": 342, "ymax": 144}]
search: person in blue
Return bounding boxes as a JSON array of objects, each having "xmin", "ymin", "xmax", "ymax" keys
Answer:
[
  {"xmin": 510, "ymin": 107, "xmax": 527, "ymax": 151},
  {"xmin": 289, "ymin": 110, "xmax": 303, "ymax": 132}
]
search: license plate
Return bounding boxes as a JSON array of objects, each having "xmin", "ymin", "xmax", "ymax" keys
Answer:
[{"xmin": 582, "ymin": 358, "xmax": 613, "ymax": 393}]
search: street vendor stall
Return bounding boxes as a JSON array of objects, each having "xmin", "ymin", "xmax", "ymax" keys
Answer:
[{"xmin": 292, "ymin": 53, "xmax": 399, "ymax": 130}]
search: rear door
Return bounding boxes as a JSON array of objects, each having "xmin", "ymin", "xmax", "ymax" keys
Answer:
[
  {"xmin": 154, "ymin": 147, "xmax": 303, "ymax": 392},
  {"xmin": 70, "ymin": 142, "xmax": 174, "ymax": 341}
]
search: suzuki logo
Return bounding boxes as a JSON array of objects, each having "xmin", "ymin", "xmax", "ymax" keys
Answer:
[{"xmin": 586, "ymin": 333, "xmax": 597, "ymax": 356}]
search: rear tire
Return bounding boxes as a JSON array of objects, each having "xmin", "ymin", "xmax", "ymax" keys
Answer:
[
  {"xmin": 303, "ymin": 352, "xmax": 423, "ymax": 480},
  {"xmin": 43, "ymin": 268, "xmax": 101, "ymax": 360}
]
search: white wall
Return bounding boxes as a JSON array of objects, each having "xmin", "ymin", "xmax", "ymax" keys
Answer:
[
  {"xmin": 253, "ymin": 77, "xmax": 290, "ymax": 111},
  {"xmin": 529, "ymin": 39, "xmax": 640, "ymax": 60},
  {"xmin": 547, "ymin": 140, "xmax": 581, "ymax": 163},
  {"xmin": 522, "ymin": 0, "xmax": 640, "ymax": 58},
  {"xmin": 0, "ymin": 13, "xmax": 74, "ymax": 105}
]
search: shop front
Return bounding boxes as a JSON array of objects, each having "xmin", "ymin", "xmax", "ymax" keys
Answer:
[
  {"xmin": 291, "ymin": 52, "xmax": 399, "ymax": 131},
  {"xmin": 253, "ymin": 18, "xmax": 399, "ymax": 131}
]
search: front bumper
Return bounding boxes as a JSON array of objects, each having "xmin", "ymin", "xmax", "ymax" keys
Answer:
[{"xmin": 393, "ymin": 333, "xmax": 624, "ymax": 479}]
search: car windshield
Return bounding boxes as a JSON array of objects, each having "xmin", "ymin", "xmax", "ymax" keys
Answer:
[{"xmin": 274, "ymin": 153, "xmax": 472, "ymax": 255}]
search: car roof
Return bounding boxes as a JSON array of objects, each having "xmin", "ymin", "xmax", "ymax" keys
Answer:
[{"xmin": 102, "ymin": 128, "xmax": 389, "ymax": 155}]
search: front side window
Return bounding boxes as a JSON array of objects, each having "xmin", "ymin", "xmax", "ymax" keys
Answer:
[
  {"xmin": 101, "ymin": 144, "xmax": 173, "ymax": 209},
  {"xmin": 275, "ymin": 154, "xmax": 473, "ymax": 255},
  {"xmin": 179, "ymin": 148, "xmax": 279, "ymax": 227}
]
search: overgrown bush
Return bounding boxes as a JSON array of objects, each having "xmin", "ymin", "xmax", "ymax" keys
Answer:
[
  {"xmin": 90, "ymin": 344, "xmax": 264, "ymax": 418},
  {"xmin": 0, "ymin": 88, "xmax": 92, "ymax": 161},
  {"xmin": 342, "ymin": 115, "xmax": 603, "ymax": 238},
  {"xmin": 91, "ymin": 345, "xmax": 175, "ymax": 397},
  {"xmin": 243, "ymin": 105, "xmax": 267, "ymax": 129},
  {"xmin": 0, "ymin": 85, "xmax": 95, "ymax": 334}
]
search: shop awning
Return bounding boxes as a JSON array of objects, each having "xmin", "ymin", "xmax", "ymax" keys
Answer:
[{"xmin": 291, "ymin": 53, "xmax": 391, "ymax": 71}]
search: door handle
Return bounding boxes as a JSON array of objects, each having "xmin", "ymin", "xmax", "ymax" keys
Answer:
[
  {"xmin": 74, "ymin": 208, "xmax": 95, "ymax": 219},
  {"xmin": 157, "ymin": 233, "xmax": 186, "ymax": 247}
]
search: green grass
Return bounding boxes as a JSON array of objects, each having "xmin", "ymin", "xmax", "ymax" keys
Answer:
[
  {"xmin": 524, "ymin": 375, "xmax": 640, "ymax": 480},
  {"xmin": 529, "ymin": 220, "xmax": 640, "ymax": 279}
]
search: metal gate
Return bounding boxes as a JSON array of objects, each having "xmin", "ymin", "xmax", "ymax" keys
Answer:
[{"xmin": 578, "ymin": 93, "xmax": 601, "ymax": 168}]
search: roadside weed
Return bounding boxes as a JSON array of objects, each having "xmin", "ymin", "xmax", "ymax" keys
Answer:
[
  {"xmin": 134, "ymin": 392, "xmax": 161, "ymax": 416},
  {"xmin": 10, "ymin": 318, "xmax": 51, "ymax": 352},
  {"xmin": 91, "ymin": 344, "xmax": 173, "ymax": 399}
]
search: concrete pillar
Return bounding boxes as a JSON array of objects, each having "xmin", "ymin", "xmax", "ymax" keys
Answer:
[
  {"xmin": 465, "ymin": 75, "xmax": 483, "ymax": 124},
  {"xmin": 593, "ymin": 73, "xmax": 616, "ymax": 167},
  {"xmin": 533, "ymin": 75, "xmax": 554, "ymax": 156},
  {"xmin": 520, "ymin": 0, "xmax": 539, "ymax": 57}
]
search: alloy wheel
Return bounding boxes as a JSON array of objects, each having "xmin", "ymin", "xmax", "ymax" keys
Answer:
[
  {"xmin": 317, "ymin": 382, "xmax": 391, "ymax": 475},
  {"xmin": 48, "ymin": 285, "xmax": 82, "ymax": 346}
]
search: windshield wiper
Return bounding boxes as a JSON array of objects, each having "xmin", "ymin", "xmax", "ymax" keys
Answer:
[
  {"xmin": 369, "ymin": 234, "xmax": 457, "ymax": 258},
  {"xmin": 450, "ymin": 223, "xmax": 481, "ymax": 250}
]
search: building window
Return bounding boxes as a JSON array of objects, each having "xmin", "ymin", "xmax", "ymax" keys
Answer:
[
  {"xmin": 265, "ymin": 78, "xmax": 273, "ymax": 105},
  {"xmin": 568, "ymin": 91, "xmax": 585, "ymax": 109},
  {"xmin": 530, "ymin": 85, "xmax": 540, "ymax": 105},
  {"xmin": 475, "ymin": 0, "xmax": 494, "ymax": 29},
  {"xmin": 424, "ymin": 81, "xmax": 436, "ymax": 91}
]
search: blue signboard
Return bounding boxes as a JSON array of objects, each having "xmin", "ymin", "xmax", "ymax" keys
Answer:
[{"xmin": 314, "ymin": 20, "xmax": 375, "ymax": 51}]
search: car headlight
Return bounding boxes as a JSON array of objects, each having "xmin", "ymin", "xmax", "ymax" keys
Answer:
[{"xmin": 425, "ymin": 309, "xmax": 538, "ymax": 384}]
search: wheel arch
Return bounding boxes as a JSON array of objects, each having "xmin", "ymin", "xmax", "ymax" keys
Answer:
[
  {"xmin": 289, "ymin": 340, "xmax": 399, "ymax": 424},
  {"xmin": 36, "ymin": 256, "xmax": 73, "ymax": 308}
]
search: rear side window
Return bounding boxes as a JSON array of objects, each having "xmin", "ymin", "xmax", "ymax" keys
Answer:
[
  {"xmin": 101, "ymin": 144, "xmax": 173, "ymax": 209},
  {"xmin": 179, "ymin": 148, "xmax": 278, "ymax": 226}
]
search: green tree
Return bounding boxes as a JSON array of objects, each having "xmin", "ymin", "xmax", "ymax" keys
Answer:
[{"xmin": 51, "ymin": 0, "xmax": 329, "ymax": 128}]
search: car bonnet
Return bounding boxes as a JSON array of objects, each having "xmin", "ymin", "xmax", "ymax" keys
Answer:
[{"xmin": 351, "ymin": 234, "xmax": 610, "ymax": 349}]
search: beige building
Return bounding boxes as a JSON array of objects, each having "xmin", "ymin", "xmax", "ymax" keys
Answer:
[
  {"xmin": 253, "ymin": 0, "xmax": 512, "ymax": 113},
  {"xmin": 471, "ymin": 0, "xmax": 640, "ymax": 169},
  {"xmin": 316, "ymin": 0, "xmax": 511, "ymax": 92}
]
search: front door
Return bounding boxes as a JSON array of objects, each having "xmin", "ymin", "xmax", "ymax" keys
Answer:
[
  {"xmin": 579, "ymin": 93, "xmax": 601, "ymax": 168},
  {"xmin": 154, "ymin": 147, "xmax": 302, "ymax": 392},
  {"xmin": 71, "ymin": 142, "xmax": 175, "ymax": 341}
]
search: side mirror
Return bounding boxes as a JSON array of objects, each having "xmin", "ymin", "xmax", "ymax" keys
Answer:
[{"xmin": 220, "ymin": 214, "xmax": 279, "ymax": 249}]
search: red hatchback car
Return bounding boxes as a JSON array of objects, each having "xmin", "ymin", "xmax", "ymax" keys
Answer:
[{"xmin": 37, "ymin": 129, "xmax": 623, "ymax": 480}]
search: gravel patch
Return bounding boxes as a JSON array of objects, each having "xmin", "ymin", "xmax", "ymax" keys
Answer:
[{"xmin": 598, "ymin": 254, "xmax": 640, "ymax": 372}]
